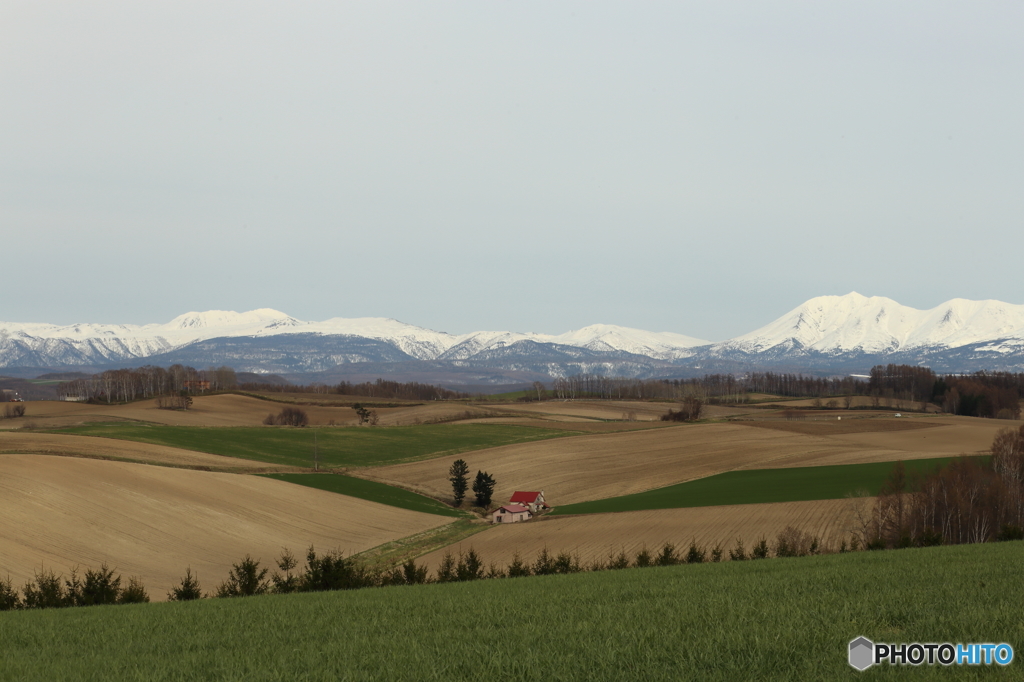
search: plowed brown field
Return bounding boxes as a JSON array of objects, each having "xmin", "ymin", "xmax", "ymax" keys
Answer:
[
  {"xmin": 363, "ymin": 415, "xmax": 1012, "ymax": 507},
  {"xmin": 360, "ymin": 424, "xmax": 888, "ymax": 505},
  {"xmin": 416, "ymin": 498, "xmax": 869, "ymax": 570},
  {"xmin": 0, "ymin": 431, "xmax": 291, "ymax": 471},
  {"xmin": 0, "ymin": 455, "xmax": 451, "ymax": 600},
  {"xmin": 496, "ymin": 400, "xmax": 755, "ymax": 422}
]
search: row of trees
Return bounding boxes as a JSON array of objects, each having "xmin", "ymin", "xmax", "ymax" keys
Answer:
[
  {"xmin": 866, "ymin": 425, "xmax": 1024, "ymax": 548},
  {"xmin": 2, "ymin": 527, "xmax": 840, "ymax": 612},
  {"xmin": 336, "ymin": 379, "xmax": 469, "ymax": 401},
  {"xmin": 0, "ymin": 564, "xmax": 148, "ymax": 610},
  {"xmin": 57, "ymin": 365, "xmax": 237, "ymax": 403},
  {"xmin": 448, "ymin": 459, "xmax": 495, "ymax": 507}
]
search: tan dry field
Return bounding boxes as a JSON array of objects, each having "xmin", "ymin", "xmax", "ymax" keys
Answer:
[
  {"xmin": 755, "ymin": 395, "xmax": 940, "ymax": 412},
  {"xmin": 416, "ymin": 498, "xmax": 870, "ymax": 570},
  {"xmin": 360, "ymin": 424, "xmax": 885, "ymax": 506},
  {"xmin": 494, "ymin": 400, "xmax": 755, "ymax": 422},
  {"xmin": 0, "ymin": 394, "xmax": 323, "ymax": 428},
  {"xmin": 0, "ymin": 431, "xmax": 294, "ymax": 471},
  {"xmin": 363, "ymin": 415, "xmax": 1015, "ymax": 508},
  {"xmin": 1, "ymin": 395, "xmax": 514, "ymax": 429},
  {"xmin": 0, "ymin": 455, "xmax": 451, "ymax": 600}
]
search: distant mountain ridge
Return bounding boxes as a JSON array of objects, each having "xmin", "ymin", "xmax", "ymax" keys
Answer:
[{"xmin": 3, "ymin": 293, "xmax": 1024, "ymax": 383}]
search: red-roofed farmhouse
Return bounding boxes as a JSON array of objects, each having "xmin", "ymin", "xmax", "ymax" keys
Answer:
[{"xmin": 509, "ymin": 491, "xmax": 548, "ymax": 513}]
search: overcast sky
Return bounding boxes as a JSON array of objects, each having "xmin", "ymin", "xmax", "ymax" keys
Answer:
[{"xmin": 2, "ymin": 2, "xmax": 1022, "ymax": 340}]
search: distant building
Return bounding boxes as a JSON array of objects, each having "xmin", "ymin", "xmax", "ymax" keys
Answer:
[
  {"xmin": 491, "ymin": 504, "xmax": 532, "ymax": 524},
  {"xmin": 509, "ymin": 491, "xmax": 548, "ymax": 513},
  {"xmin": 182, "ymin": 380, "xmax": 210, "ymax": 392}
]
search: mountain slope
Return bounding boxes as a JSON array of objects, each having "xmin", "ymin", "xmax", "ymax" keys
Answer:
[{"xmin": 4, "ymin": 294, "xmax": 1024, "ymax": 381}]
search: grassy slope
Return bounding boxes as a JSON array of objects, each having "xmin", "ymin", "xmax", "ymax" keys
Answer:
[
  {"xmin": 45, "ymin": 422, "xmax": 579, "ymax": 468},
  {"xmin": 554, "ymin": 456, "xmax": 981, "ymax": 515},
  {"xmin": 260, "ymin": 473, "xmax": 466, "ymax": 517},
  {"xmin": 2, "ymin": 542, "xmax": 1022, "ymax": 681}
]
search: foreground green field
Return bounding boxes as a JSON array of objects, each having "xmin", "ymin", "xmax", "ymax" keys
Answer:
[
  {"xmin": 2, "ymin": 542, "xmax": 1021, "ymax": 680},
  {"xmin": 44, "ymin": 422, "xmax": 578, "ymax": 468},
  {"xmin": 260, "ymin": 473, "xmax": 466, "ymax": 517},
  {"xmin": 553, "ymin": 456, "xmax": 982, "ymax": 515}
]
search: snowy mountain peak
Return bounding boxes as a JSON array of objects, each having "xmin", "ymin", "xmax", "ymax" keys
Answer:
[
  {"xmin": 167, "ymin": 308, "xmax": 297, "ymax": 330},
  {"xmin": 724, "ymin": 293, "xmax": 1024, "ymax": 355}
]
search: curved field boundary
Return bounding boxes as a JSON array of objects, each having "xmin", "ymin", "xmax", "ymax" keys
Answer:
[
  {"xmin": 260, "ymin": 473, "xmax": 467, "ymax": 518},
  {"xmin": 552, "ymin": 455, "xmax": 983, "ymax": 515},
  {"xmin": 0, "ymin": 455, "xmax": 451, "ymax": 601}
]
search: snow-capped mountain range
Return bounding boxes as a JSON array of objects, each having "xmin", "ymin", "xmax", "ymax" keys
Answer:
[{"xmin": 3, "ymin": 293, "xmax": 1024, "ymax": 382}]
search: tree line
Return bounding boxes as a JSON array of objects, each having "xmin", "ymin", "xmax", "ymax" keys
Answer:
[
  {"xmin": 864, "ymin": 425, "xmax": 1024, "ymax": 548},
  {"xmin": 57, "ymin": 365, "xmax": 237, "ymax": 403},
  {"xmin": 0, "ymin": 527, "xmax": 842, "ymax": 612}
]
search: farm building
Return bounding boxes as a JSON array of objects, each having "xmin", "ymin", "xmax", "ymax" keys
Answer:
[
  {"xmin": 491, "ymin": 504, "xmax": 532, "ymax": 524},
  {"xmin": 509, "ymin": 491, "xmax": 549, "ymax": 513}
]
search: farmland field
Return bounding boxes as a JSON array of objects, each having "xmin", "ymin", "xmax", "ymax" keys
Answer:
[
  {"xmin": 260, "ymin": 472, "xmax": 466, "ymax": 517},
  {"xmin": 2, "ymin": 541, "xmax": 1021, "ymax": 681},
  {"xmin": 417, "ymin": 498, "xmax": 868, "ymax": 570},
  {"xmin": 43, "ymin": 422, "xmax": 579, "ymax": 468},
  {"xmin": 551, "ymin": 455, "xmax": 975, "ymax": 515},
  {"xmin": 0, "ymin": 455, "xmax": 452, "ymax": 600},
  {"xmin": 0, "ymin": 430, "xmax": 286, "ymax": 471},
  {"xmin": 361, "ymin": 419, "xmax": 970, "ymax": 507}
]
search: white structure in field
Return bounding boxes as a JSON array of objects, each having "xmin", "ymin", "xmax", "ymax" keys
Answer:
[{"xmin": 491, "ymin": 504, "xmax": 532, "ymax": 524}]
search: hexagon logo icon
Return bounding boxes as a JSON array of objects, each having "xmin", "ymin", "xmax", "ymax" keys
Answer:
[{"xmin": 849, "ymin": 637, "xmax": 874, "ymax": 671}]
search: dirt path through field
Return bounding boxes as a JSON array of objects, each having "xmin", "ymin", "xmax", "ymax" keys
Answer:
[{"xmin": 0, "ymin": 455, "xmax": 451, "ymax": 601}]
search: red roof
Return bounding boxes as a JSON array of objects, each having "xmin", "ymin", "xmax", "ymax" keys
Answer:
[
  {"xmin": 510, "ymin": 491, "xmax": 542, "ymax": 504},
  {"xmin": 499, "ymin": 504, "xmax": 530, "ymax": 514}
]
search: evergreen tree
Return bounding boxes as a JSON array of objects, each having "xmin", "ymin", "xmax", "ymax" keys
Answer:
[
  {"xmin": 449, "ymin": 459, "xmax": 469, "ymax": 506},
  {"xmin": 472, "ymin": 470, "xmax": 496, "ymax": 508}
]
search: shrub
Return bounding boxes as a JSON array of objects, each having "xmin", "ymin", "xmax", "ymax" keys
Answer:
[
  {"xmin": 660, "ymin": 397, "xmax": 704, "ymax": 422},
  {"xmin": 608, "ymin": 549, "xmax": 631, "ymax": 570},
  {"xmin": 751, "ymin": 538, "xmax": 770, "ymax": 560},
  {"xmin": 684, "ymin": 540, "xmax": 706, "ymax": 564},
  {"xmin": 216, "ymin": 555, "xmax": 270, "ymax": 597},
  {"xmin": 506, "ymin": 552, "xmax": 531, "ymax": 578},
  {"xmin": 118, "ymin": 577, "xmax": 150, "ymax": 604},
  {"xmin": 271, "ymin": 549, "xmax": 300, "ymax": 594},
  {"xmin": 774, "ymin": 526, "xmax": 819, "ymax": 558},
  {"xmin": 553, "ymin": 551, "xmax": 582, "ymax": 574},
  {"xmin": 300, "ymin": 547, "xmax": 370, "ymax": 591},
  {"xmin": 998, "ymin": 524, "xmax": 1024, "ymax": 541},
  {"xmin": 533, "ymin": 548, "xmax": 556, "ymax": 576},
  {"xmin": 74, "ymin": 564, "xmax": 122, "ymax": 606},
  {"xmin": 728, "ymin": 538, "xmax": 748, "ymax": 561},
  {"xmin": 0, "ymin": 575, "xmax": 21, "ymax": 611},
  {"xmin": 710, "ymin": 544, "xmax": 724, "ymax": 563},
  {"xmin": 633, "ymin": 547, "xmax": 652, "ymax": 568},
  {"xmin": 168, "ymin": 568, "xmax": 204, "ymax": 601},
  {"xmin": 655, "ymin": 543, "xmax": 678, "ymax": 567},
  {"xmin": 3, "ymin": 404, "xmax": 26, "ymax": 418},
  {"xmin": 435, "ymin": 552, "xmax": 457, "ymax": 583},
  {"xmin": 263, "ymin": 407, "xmax": 309, "ymax": 427},
  {"xmin": 22, "ymin": 568, "xmax": 69, "ymax": 609},
  {"xmin": 456, "ymin": 549, "xmax": 485, "ymax": 581}
]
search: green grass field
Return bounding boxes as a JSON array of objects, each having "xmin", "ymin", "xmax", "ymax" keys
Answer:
[
  {"xmin": 553, "ymin": 456, "xmax": 982, "ymax": 515},
  {"xmin": 2, "ymin": 542, "xmax": 1021, "ymax": 681},
  {"xmin": 260, "ymin": 473, "xmax": 466, "ymax": 517},
  {"xmin": 45, "ymin": 422, "xmax": 579, "ymax": 468}
]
